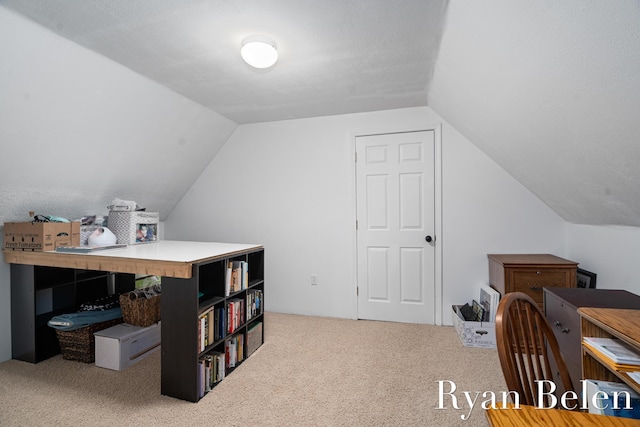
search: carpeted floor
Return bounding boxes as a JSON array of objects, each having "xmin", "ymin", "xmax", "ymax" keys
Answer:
[{"xmin": 0, "ymin": 312, "xmax": 506, "ymax": 426}]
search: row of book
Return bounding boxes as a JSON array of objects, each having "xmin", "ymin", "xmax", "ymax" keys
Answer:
[
  {"xmin": 585, "ymin": 379, "xmax": 640, "ymax": 419},
  {"xmin": 582, "ymin": 336, "xmax": 640, "ymax": 420},
  {"xmin": 247, "ymin": 289, "xmax": 263, "ymax": 322},
  {"xmin": 227, "ymin": 298, "xmax": 245, "ymax": 335},
  {"xmin": 197, "ymin": 292, "xmax": 263, "ymax": 353},
  {"xmin": 197, "ymin": 352, "xmax": 225, "ymax": 399},
  {"xmin": 459, "ymin": 283, "xmax": 500, "ymax": 322},
  {"xmin": 196, "ymin": 323, "xmax": 264, "ymax": 398},
  {"xmin": 225, "ymin": 260, "xmax": 249, "ymax": 296},
  {"xmin": 226, "ymin": 334, "xmax": 244, "ymax": 369},
  {"xmin": 198, "ymin": 306, "xmax": 226, "ymax": 353}
]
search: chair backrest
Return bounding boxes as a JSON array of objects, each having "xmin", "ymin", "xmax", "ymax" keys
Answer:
[{"xmin": 495, "ymin": 292, "xmax": 575, "ymax": 409}]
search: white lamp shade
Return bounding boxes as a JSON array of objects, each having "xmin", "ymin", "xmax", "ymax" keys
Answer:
[{"xmin": 241, "ymin": 36, "xmax": 278, "ymax": 69}]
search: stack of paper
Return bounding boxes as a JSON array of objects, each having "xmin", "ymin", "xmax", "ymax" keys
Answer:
[
  {"xmin": 478, "ymin": 284, "xmax": 501, "ymax": 323},
  {"xmin": 583, "ymin": 337, "xmax": 640, "ymax": 366}
]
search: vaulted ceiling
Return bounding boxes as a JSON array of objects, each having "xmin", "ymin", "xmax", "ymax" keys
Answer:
[
  {"xmin": 2, "ymin": 0, "xmax": 639, "ymax": 227},
  {"xmin": 0, "ymin": 0, "xmax": 446, "ymax": 124}
]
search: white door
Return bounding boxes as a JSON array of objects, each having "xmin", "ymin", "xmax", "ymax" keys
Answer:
[{"xmin": 356, "ymin": 131, "xmax": 435, "ymax": 324}]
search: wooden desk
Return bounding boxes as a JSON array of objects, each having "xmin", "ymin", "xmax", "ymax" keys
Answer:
[
  {"xmin": 4, "ymin": 240, "xmax": 265, "ymax": 402},
  {"xmin": 4, "ymin": 240, "xmax": 262, "ymax": 278},
  {"xmin": 579, "ymin": 307, "xmax": 640, "ymax": 395},
  {"xmin": 486, "ymin": 404, "xmax": 640, "ymax": 426}
]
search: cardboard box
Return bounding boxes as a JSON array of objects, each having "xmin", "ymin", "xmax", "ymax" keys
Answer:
[
  {"xmin": 94, "ymin": 322, "xmax": 161, "ymax": 371},
  {"xmin": 3, "ymin": 221, "xmax": 80, "ymax": 251},
  {"xmin": 108, "ymin": 211, "xmax": 159, "ymax": 245},
  {"xmin": 452, "ymin": 305, "xmax": 496, "ymax": 349}
]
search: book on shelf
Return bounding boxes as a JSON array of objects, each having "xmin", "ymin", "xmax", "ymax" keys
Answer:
[
  {"xmin": 203, "ymin": 355, "xmax": 213, "ymax": 393},
  {"xmin": 225, "ymin": 260, "xmax": 249, "ymax": 295},
  {"xmin": 225, "ymin": 261, "xmax": 232, "ymax": 296},
  {"xmin": 629, "ymin": 372, "xmax": 640, "ymax": 384},
  {"xmin": 478, "ymin": 283, "xmax": 500, "ymax": 323},
  {"xmin": 198, "ymin": 359, "xmax": 206, "ymax": 398},
  {"xmin": 583, "ymin": 337, "xmax": 640, "ymax": 366},
  {"xmin": 242, "ymin": 261, "xmax": 248, "ymax": 289},
  {"xmin": 197, "ymin": 307, "xmax": 216, "ymax": 353},
  {"xmin": 227, "ymin": 298, "xmax": 245, "ymax": 334},
  {"xmin": 198, "ymin": 351, "xmax": 225, "ymax": 394},
  {"xmin": 584, "ymin": 379, "xmax": 640, "ymax": 419},
  {"xmin": 225, "ymin": 334, "xmax": 245, "ymax": 369},
  {"xmin": 472, "ymin": 299, "xmax": 486, "ymax": 322},
  {"xmin": 246, "ymin": 289, "xmax": 263, "ymax": 321}
]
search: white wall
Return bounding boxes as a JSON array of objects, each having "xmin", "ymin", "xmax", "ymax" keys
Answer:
[
  {"xmin": 0, "ymin": 7, "xmax": 237, "ymax": 224},
  {"xmin": 567, "ymin": 224, "xmax": 640, "ymax": 295},
  {"xmin": 441, "ymin": 119, "xmax": 568, "ymax": 309},
  {"xmin": 0, "ymin": 254, "xmax": 9, "ymax": 361},
  {"xmin": 165, "ymin": 107, "xmax": 568, "ymax": 324}
]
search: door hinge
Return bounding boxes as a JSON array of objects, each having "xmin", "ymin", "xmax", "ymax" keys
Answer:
[
  {"xmin": 357, "ymin": 287, "xmax": 359, "ymax": 296},
  {"xmin": 355, "ymin": 152, "xmax": 357, "ymax": 162},
  {"xmin": 356, "ymin": 220, "xmax": 358, "ymax": 230}
]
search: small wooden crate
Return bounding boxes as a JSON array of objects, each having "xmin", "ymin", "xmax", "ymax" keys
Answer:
[
  {"xmin": 55, "ymin": 318, "xmax": 123, "ymax": 363},
  {"xmin": 119, "ymin": 292, "xmax": 161, "ymax": 327}
]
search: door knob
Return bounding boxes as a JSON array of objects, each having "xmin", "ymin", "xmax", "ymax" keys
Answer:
[{"xmin": 425, "ymin": 235, "xmax": 434, "ymax": 243}]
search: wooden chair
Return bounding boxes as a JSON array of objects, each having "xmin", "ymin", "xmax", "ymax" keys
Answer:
[{"xmin": 495, "ymin": 292, "xmax": 575, "ymax": 409}]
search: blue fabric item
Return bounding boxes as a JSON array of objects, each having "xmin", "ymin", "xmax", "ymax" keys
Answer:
[{"xmin": 47, "ymin": 307, "xmax": 122, "ymax": 331}]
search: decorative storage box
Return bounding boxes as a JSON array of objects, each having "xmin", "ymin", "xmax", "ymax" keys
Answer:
[
  {"xmin": 4, "ymin": 221, "xmax": 80, "ymax": 251},
  {"xmin": 108, "ymin": 211, "xmax": 159, "ymax": 245},
  {"xmin": 246, "ymin": 322, "xmax": 263, "ymax": 357},
  {"xmin": 451, "ymin": 305, "xmax": 496, "ymax": 349},
  {"xmin": 94, "ymin": 322, "xmax": 161, "ymax": 371}
]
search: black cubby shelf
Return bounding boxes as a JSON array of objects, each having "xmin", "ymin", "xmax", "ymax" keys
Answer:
[
  {"xmin": 10, "ymin": 265, "xmax": 135, "ymax": 363},
  {"xmin": 161, "ymin": 247, "xmax": 264, "ymax": 402}
]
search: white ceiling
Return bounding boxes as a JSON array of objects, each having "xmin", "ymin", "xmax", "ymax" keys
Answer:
[
  {"xmin": 2, "ymin": 0, "xmax": 640, "ymax": 227},
  {"xmin": 0, "ymin": 0, "xmax": 447, "ymax": 124}
]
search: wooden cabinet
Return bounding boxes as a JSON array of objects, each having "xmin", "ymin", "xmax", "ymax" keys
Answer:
[
  {"xmin": 488, "ymin": 254, "xmax": 578, "ymax": 308},
  {"xmin": 544, "ymin": 288, "xmax": 640, "ymax": 398},
  {"xmin": 579, "ymin": 307, "xmax": 640, "ymax": 395}
]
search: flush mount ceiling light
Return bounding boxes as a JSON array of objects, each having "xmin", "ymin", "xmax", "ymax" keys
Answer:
[{"xmin": 241, "ymin": 35, "xmax": 278, "ymax": 69}]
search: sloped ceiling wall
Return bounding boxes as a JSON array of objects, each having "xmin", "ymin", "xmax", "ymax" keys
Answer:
[
  {"xmin": 429, "ymin": 0, "xmax": 640, "ymax": 226},
  {"xmin": 2, "ymin": 1, "xmax": 640, "ymax": 228},
  {"xmin": 0, "ymin": 8, "xmax": 236, "ymax": 224}
]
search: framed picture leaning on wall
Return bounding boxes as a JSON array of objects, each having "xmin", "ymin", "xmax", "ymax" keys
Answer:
[{"xmin": 577, "ymin": 268, "xmax": 597, "ymax": 289}]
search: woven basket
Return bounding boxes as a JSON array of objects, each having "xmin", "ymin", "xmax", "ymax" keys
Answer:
[
  {"xmin": 55, "ymin": 318, "xmax": 123, "ymax": 363},
  {"xmin": 119, "ymin": 292, "xmax": 161, "ymax": 327}
]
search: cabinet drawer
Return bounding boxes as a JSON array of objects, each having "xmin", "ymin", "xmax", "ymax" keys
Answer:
[
  {"xmin": 544, "ymin": 293, "xmax": 581, "ymax": 366},
  {"xmin": 512, "ymin": 270, "xmax": 570, "ymax": 304}
]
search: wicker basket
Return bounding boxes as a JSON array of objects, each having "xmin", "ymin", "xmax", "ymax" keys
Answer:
[
  {"xmin": 55, "ymin": 318, "xmax": 123, "ymax": 363},
  {"xmin": 119, "ymin": 292, "xmax": 161, "ymax": 327}
]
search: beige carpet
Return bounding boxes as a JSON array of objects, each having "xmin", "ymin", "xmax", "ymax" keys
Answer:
[{"xmin": 0, "ymin": 312, "xmax": 506, "ymax": 426}]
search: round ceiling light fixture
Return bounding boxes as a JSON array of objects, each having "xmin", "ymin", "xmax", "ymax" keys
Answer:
[{"xmin": 241, "ymin": 35, "xmax": 278, "ymax": 69}]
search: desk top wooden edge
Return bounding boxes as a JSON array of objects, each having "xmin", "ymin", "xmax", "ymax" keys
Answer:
[
  {"xmin": 487, "ymin": 253, "xmax": 579, "ymax": 266},
  {"xmin": 578, "ymin": 307, "xmax": 640, "ymax": 347},
  {"xmin": 486, "ymin": 403, "xmax": 640, "ymax": 426},
  {"xmin": 3, "ymin": 240, "xmax": 264, "ymax": 279}
]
